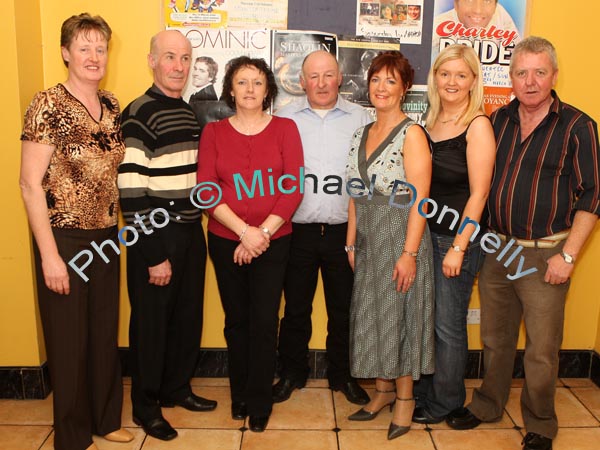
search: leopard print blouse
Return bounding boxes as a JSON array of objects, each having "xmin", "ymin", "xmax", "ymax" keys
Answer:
[{"xmin": 21, "ymin": 84, "xmax": 125, "ymax": 229}]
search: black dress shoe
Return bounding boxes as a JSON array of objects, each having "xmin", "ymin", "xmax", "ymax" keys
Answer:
[
  {"xmin": 331, "ymin": 380, "xmax": 370, "ymax": 405},
  {"xmin": 133, "ymin": 416, "xmax": 177, "ymax": 441},
  {"xmin": 412, "ymin": 406, "xmax": 445, "ymax": 424},
  {"xmin": 231, "ymin": 401, "xmax": 248, "ymax": 420},
  {"xmin": 161, "ymin": 393, "xmax": 217, "ymax": 411},
  {"xmin": 522, "ymin": 432, "xmax": 552, "ymax": 450},
  {"xmin": 272, "ymin": 378, "xmax": 305, "ymax": 403},
  {"xmin": 445, "ymin": 407, "xmax": 482, "ymax": 430},
  {"xmin": 249, "ymin": 414, "xmax": 269, "ymax": 432}
]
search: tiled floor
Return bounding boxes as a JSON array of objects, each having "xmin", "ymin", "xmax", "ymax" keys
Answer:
[{"xmin": 1, "ymin": 378, "xmax": 599, "ymax": 449}]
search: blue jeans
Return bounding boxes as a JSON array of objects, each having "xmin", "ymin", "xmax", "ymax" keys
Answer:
[{"xmin": 414, "ymin": 232, "xmax": 484, "ymax": 417}]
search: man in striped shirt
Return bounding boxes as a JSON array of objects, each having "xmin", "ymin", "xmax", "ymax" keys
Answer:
[
  {"xmin": 446, "ymin": 37, "xmax": 599, "ymax": 450},
  {"xmin": 118, "ymin": 30, "xmax": 216, "ymax": 442}
]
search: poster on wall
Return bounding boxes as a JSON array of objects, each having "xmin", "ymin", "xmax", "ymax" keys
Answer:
[
  {"xmin": 355, "ymin": 0, "xmax": 425, "ymax": 44},
  {"xmin": 271, "ymin": 30, "xmax": 337, "ymax": 111},
  {"xmin": 432, "ymin": 0, "xmax": 528, "ymax": 114},
  {"xmin": 165, "ymin": 0, "xmax": 229, "ymax": 28},
  {"xmin": 402, "ymin": 87, "xmax": 428, "ymax": 125},
  {"xmin": 228, "ymin": 0, "xmax": 288, "ymax": 29},
  {"xmin": 338, "ymin": 35, "xmax": 400, "ymax": 106},
  {"xmin": 173, "ymin": 27, "xmax": 271, "ymax": 101},
  {"xmin": 165, "ymin": 0, "xmax": 288, "ymax": 29}
]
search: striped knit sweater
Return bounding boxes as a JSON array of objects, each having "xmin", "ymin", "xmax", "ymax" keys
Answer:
[{"xmin": 118, "ymin": 85, "xmax": 202, "ymax": 266}]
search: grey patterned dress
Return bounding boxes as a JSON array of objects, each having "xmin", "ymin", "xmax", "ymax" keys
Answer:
[{"xmin": 346, "ymin": 118, "xmax": 434, "ymax": 380}]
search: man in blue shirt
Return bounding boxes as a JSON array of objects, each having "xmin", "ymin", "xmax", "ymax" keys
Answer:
[{"xmin": 273, "ymin": 50, "xmax": 372, "ymax": 405}]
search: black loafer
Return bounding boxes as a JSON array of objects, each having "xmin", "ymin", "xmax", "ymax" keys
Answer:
[
  {"xmin": 331, "ymin": 380, "xmax": 370, "ymax": 405},
  {"xmin": 133, "ymin": 416, "xmax": 177, "ymax": 441},
  {"xmin": 445, "ymin": 407, "xmax": 482, "ymax": 430},
  {"xmin": 522, "ymin": 432, "xmax": 552, "ymax": 450},
  {"xmin": 161, "ymin": 393, "xmax": 217, "ymax": 412},
  {"xmin": 249, "ymin": 414, "xmax": 269, "ymax": 432},
  {"xmin": 231, "ymin": 401, "xmax": 248, "ymax": 420},
  {"xmin": 272, "ymin": 378, "xmax": 305, "ymax": 403},
  {"xmin": 412, "ymin": 406, "xmax": 445, "ymax": 424}
]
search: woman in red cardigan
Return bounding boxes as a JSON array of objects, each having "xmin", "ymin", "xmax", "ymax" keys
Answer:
[{"xmin": 197, "ymin": 56, "xmax": 303, "ymax": 432}]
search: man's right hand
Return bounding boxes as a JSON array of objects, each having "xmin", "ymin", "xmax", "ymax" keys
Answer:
[{"xmin": 148, "ymin": 259, "xmax": 172, "ymax": 286}]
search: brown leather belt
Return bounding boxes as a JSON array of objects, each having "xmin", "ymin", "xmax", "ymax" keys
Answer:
[{"xmin": 494, "ymin": 230, "xmax": 570, "ymax": 249}]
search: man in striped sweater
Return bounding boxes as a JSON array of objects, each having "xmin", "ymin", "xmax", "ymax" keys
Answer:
[{"xmin": 118, "ymin": 30, "xmax": 216, "ymax": 442}]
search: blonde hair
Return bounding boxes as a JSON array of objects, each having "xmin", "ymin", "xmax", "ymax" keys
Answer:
[{"xmin": 426, "ymin": 45, "xmax": 484, "ymax": 128}]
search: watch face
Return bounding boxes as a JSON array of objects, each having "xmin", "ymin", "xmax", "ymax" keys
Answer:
[{"xmin": 562, "ymin": 252, "xmax": 574, "ymax": 263}]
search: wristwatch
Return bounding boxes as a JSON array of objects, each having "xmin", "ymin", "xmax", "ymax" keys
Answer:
[
  {"xmin": 561, "ymin": 251, "xmax": 575, "ymax": 264},
  {"xmin": 260, "ymin": 227, "xmax": 272, "ymax": 238},
  {"xmin": 452, "ymin": 245, "xmax": 465, "ymax": 253},
  {"xmin": 345, "ymin": 245, "xmax": 355, "ymax": 253}
]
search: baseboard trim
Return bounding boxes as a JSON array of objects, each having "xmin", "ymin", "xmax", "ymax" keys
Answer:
[
  {"xmin": 3, "ymin": 349, "xmax": 598, "ymax": 399},
  {"xmin": 0, "ymin": 362, "xmax": 51, "ymax": 400}
]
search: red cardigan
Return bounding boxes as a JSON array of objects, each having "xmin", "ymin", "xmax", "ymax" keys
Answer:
[{"xmin": 197, "ymin": 116, "xmax": 304, "ymax": 240}]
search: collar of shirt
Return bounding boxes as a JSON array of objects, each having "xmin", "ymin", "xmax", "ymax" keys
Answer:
[
  {"xmin": 506, "ymin": 89, "xmax": 561, "ymax": 125},
  {"xmin": 289, "ymin": 95, "xmax": 354, "ymax": 118}
]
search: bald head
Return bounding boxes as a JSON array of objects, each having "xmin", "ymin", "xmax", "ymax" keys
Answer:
[
  {"xmin": 148, "ymin": 30, "xmax": 192, "ymax": 98},
  {"xmin": 150, "ymin": 29, "xmax": 191, "ymax": 58},
  {"xmin": 300, "ymin": 50, "xmax": 342, "ymax": 109},
  {"xmin": 302, "ymin": 50, "xmax": 339, "ymax": 76}
]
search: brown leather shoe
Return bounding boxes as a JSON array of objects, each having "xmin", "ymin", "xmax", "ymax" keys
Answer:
[{"xmin": 103, "ymin": 428, "xmax": 134, "ymax": 442}]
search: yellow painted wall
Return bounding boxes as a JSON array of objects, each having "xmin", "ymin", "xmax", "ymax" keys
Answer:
[{"xmin": 2, "ymin": 0, "xmax": 600, "ymax": 369}]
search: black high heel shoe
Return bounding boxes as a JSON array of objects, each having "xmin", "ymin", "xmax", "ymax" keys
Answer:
[
  {"xmin": 387, "ymin": 397, "xmax": 414, "ymax": 440},
  {"xmin": 348, "ymin": 387, "xmax": 395, "ymax": 421}
]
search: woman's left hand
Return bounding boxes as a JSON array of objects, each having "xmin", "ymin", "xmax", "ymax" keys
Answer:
[
  {"xmin": 442, "ymin": 250, "xmax": 464, "ymax": 278},
  {"xmin": 392, "ymin": 254, "xmax": 417, "ymax": 293},
  {"xmin": 233, "ymin": 243, "xmax": 253, "ymax": 265}
]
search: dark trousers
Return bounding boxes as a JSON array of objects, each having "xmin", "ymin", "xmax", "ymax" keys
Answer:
[
  {"xmin": 278, "ymin": 222, "xmax": 354, "ymax": 386},
  {"xmin": 468, "ymin": 242, "xmax": 569, "ymax": 439},
  {"xmin": 127, "ymin": 220, "xmax": 206, "ymax": 421},
  {"xmin": 208, "ymin": 232, "xmax": 290, "ymax": 416},
  {"xmin": 34, "ymin": 227, "xmax": 123, "ymax": 450}
]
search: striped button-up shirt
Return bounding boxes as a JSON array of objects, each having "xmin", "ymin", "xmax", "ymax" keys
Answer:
[{"xmin": 488, "ymin": 91, "xmax": 600, "ymax": 239}]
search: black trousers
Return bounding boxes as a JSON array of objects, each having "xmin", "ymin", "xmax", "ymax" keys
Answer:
[
  {"xmin": 278, "ymin": 222, "xmax": 354, "ymax": 386},
  {"xmin": 127, "ymin": 220, "xmax": 206, "ymax": 421},
  {"xmin": 208, "ymin": 232, "xmax": 290, "ymax": 416},
  {"xmin": 34, "ymin": 227, "xmax": 123, "ymax": 450}
]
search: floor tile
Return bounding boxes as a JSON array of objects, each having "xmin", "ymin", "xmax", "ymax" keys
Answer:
[
  {"xmin": 571, "ymin": 388, "xmax": 600, "ymax": 420},
  {"xmin": 40, "ymin": 428, "xmax": 145, "ymax": 450},
  {"xmin": 270, "ymin": 388, "xmax": 335, "ymax": 430},
  {"xmin": 190, "ymin": 377, "xmax": 230, "ymax": 387},
  {"xmin": 505, "ymin": 387, "xmax": 599, "ymax": 428},
  {"xmin": 242, "ymin": 430, "xmax": 337, "ymax": 450},
  {"xmin": 464, "ymin": 379, "xmax": 482, "ymax": 388},
  {"xmin": 339, "ymin": 429, "xmax": 434, "ymax": 450},
  {"xmin": 561, "ymin": 378, "xmax": 598, "ymax": 389},
  {"xmin": 305, "ymin": 379, "xmax": 330, "ymax": 388},
  {"xmin": 161, "ymin": 387, "xmax": 244, "ymax": 429},
  {"xmin": 0, "ymin": 425, "xmax": 52, "ymax": 450},
  {"xmin": 0, "ymin": 397, "xmax": 53, "ymax": 425},
  {"xmin": 431, "ymin": 429, "xmax": 523, "ymax": 450},
  {"xmin": 554, "ymin": 427, "xmax": 600, "ymax": 450},
  {"xmin": 141, "ymin": 429, "xmax": 240, "ymax": 449}
]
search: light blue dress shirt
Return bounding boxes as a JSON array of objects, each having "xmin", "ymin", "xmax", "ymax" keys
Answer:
[{"xmin": 276, "ymin": 96, "xmax": 373, "ymax": 224}]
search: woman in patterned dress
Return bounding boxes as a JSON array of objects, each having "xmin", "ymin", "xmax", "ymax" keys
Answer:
[
  {"xmin": 19, "ymin": 13, "xmax": 131, "ymax": 450},
  {"xmin": 345, "ymin": 51, "xmax": 434, "ymax": 440}
]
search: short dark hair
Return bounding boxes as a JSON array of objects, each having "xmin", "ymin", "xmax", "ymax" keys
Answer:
[
  {"xmin": 60, "ymin": 13, "xmax": 112, "ymax": 68},
  {"xmin": 367, "ymin": 51, "xmax": 414, "ymax": 94},
  {"xmin": 221, "ymin": 56, "xmax": 278, "ymax": 111},
  {"xmin": 195, "ymin": 56, "xmax": 219, "ymax": 83}
]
